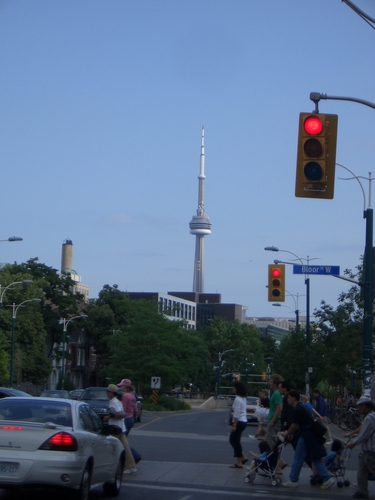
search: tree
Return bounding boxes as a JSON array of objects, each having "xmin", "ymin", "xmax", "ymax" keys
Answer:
[
  {"xmin": 83, "ymin": 286, "xmax": 212, "ymax": 392},
  {"xmin": 201, "ymin": 317, "xmax": 267, "ymax": 392}
]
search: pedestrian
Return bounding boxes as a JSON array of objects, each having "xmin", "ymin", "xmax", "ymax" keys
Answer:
[
  {"xmin": 347, "ymin": 398, "xmax": 375, "ymax": 499},
  {"xmin": 264, "ymin": 374, "xmax": 284, "ymax": 448},
  {"xmin": 103, "ymin": 384, "xmax": 137, "ymax": 475},
  {"xmin": 281, "ymin": 389, "xmax": 335, "ymax": 490},
  {"xmin": 117, "ymin": 378, "xmax": 138, "ymax": 436},
  {"xmin": 313, "ymin": 389, "xmax": 333, "ymax": 444},
  {"xmin": 279, "ymin": 381, "xmax": 294, "ymax": 432},
  {"xmin": 251, "ymin": 389, "xmax": 269, "ymax": 439},
  {"xmin": 229, "ymin": 381, "xmax": 248, "ymax": 468}
]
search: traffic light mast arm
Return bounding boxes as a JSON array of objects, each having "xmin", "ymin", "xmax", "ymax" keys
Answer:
[{"xmin": 310, "ymin": 92, "xmax": 375, "ymax": 113}]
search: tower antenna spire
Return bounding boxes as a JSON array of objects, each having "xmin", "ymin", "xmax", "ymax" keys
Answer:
[{"xmin": 189, "ymin": 126, "xmax": 212, "ymax": 293}]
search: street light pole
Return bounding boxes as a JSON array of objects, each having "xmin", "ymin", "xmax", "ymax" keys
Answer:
[
  {"xmin": 0, "ymin": 280, "xmax": 33, "ymax": 306},
  {"xmin": 60, "ymin": 315, "xmax": 88, "ymax": 390},
  {"xmin": 9, "ymin": 298, "xmax": 41, "ymax": 387},
  {"xmin": 0, "ymin": 236, "xmax": 23, "ymax": 242},
  {"xmin": 265, "ymin": 246, "xmax": 318, "ymax": 396},
  {"xmin": 216, "ymin": 349, "xmax": 235, "ymax": 397}
]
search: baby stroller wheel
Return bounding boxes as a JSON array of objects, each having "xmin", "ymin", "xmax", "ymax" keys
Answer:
[
  {"xmin": 344, "ymin": 480, "xmax": 350, "ymax": 487},
  {"xmin": 271, "ymin": 480, "xmax": 277, "ymax": 486},
  {"xmin": 276, "ymin": 477, "xmax": 282, "ymax": 485},
  {"xmin": 337, "ymin": 481, "xmax": 343, "ymax": 488},
  {"xmin": 243, "ymin": 477, "xmax": 250, "ymax": 483}
]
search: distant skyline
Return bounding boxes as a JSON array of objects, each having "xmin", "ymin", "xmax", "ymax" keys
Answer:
[{"xmin": 0, "ymin": 1, "xmax": 374, "ymax": 319}]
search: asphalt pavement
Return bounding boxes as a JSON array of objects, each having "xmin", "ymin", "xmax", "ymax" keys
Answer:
[{"xmin": 123, "ymin": 408, "xmax": 373, "ymax": 499}]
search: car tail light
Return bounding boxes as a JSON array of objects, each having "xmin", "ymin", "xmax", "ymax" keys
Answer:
[
  {"xmin": 39, "ymin": 432, "xmax": 78, "ymax": 451},
  {"xmin": 1, "ymin": 425, "xmax": 23, "ymax": 430}
]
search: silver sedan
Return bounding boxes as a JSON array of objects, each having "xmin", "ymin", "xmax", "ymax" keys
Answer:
[{"xmin": 0, "ymin": 397, "xmax": 125, "ymax": 499}]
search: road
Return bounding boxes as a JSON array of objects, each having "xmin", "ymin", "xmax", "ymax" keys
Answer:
[{"xmin": 0, "ymin": 408, "xmax": 368, "ymax": 500}]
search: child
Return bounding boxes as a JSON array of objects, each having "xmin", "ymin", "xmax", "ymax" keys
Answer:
[
  {"xmin": 311, "ymin": 439, "xmax": 343, "ymax": 478},
  {"xmin": 247, "ymin": 440, "xmax": 272, "ymax": 480}
]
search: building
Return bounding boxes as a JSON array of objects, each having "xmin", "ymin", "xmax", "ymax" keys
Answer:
[{"xmin": 126, "ymin": 292, "xmax": 197, "ymax": 329}]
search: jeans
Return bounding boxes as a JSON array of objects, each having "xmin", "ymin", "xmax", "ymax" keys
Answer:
[
  {"xmin": 125, "ymin": 416, "xmax": 135, "ymax": 436},
  {"xmin": 289, "ymin": 435, "xmax": 330, "ymax": 483}
]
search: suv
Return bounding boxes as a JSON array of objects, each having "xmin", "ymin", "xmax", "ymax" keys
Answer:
[{"xmin": 79, "ymin": 387, "xmax": 109, "ymax": 421}]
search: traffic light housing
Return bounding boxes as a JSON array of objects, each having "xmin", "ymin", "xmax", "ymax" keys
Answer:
[
  {"xmin": 295, "ymin": 112, "xmax": 338, "ymax": 199},
  {"xmin": 268, "ymin": 264, "xmax": 285, "ymax": 302}
]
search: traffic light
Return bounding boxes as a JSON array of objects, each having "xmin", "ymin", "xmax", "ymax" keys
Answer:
[
  {"xmin": 295, "ymin": 112, "xmax": 338, "ymax": 199},
  {"xmin": 268, "ymin": 264, "xmax": 285, "ymax": 302}
]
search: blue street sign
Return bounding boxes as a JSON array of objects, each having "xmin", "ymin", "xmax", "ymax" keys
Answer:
[{"xmin": 293, "ymin": 265, "xmax": 340, "ymax": 275}]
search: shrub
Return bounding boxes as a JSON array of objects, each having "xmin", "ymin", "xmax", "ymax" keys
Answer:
[{"xmin": 142, "ymin": 395, "xmax": 190, "ymax": 411}]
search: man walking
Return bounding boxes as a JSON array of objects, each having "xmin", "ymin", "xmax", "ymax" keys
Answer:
[
  {"xmin": 265, "ymin": 374, "xmax": 283, "ymax": 447},
  {"xmin": 347, "ymin": 399, "xmax": 375, "ymax": 499},
  {"xmin": 281, "ymin": 390, "xmax": 335, "ymax": 490}
]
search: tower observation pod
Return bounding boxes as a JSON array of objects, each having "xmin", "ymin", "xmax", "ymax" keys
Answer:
[{"xmin": 189, "ymin": 126, "xmax": 212, "ymax": 293}]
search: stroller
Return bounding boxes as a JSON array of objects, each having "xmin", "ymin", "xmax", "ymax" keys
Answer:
[
  {"xmin": 310, "ymin": 439, "xmax": 351, "ymax": 488},
  {"xmin": 244, "ymin": 441, "xmax": 287, "ymax": 487}
]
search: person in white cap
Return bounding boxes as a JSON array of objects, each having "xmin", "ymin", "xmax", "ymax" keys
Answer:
[
  {"xmin": 347, "ymin": 399, "xmax": 375, "ymax": 499},
  {"xmin": 104, "ymin": 384, "xmax": 137, "ymax": 475}
]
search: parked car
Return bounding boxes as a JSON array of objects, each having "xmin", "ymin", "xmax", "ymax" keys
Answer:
[
  {"xmin": 40, "ymin": 390, "xmax": 70, "ymax": 399},
  {"xmin": 0, "ymin": 396, "xmax": 125, "ymax": 499},
  {"xmin": 0, "ymin": 387, "xmax": 33, "ymax": 399},
  {"xmin": 79, "ymin": 387, "xmax": 109, "ymax": 421},
  {"xmin": 228, "ymin": 395, "xmax": 259, "ymax": 425},
  {"xmin": 69, "ymin": 389, "xmax": 85, "ymax": 400}
]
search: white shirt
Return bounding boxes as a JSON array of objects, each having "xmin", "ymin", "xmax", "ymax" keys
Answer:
[
  {"xmin": 232, "ymin": 396, "xmax": 247, "ymax": 423},
  {"xmin": 108, "ymin": 396, "xmax": 126, "ymax": 432}
]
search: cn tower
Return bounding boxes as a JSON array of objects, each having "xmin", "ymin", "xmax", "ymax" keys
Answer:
[{"xmin": 189, "ymin": 126, "xmax": 212, "ymax": 293}]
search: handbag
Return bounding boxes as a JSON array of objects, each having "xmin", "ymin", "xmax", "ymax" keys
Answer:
[{"xmin": 311, "ymin": 419, "xmax": 327, "ymax": 438}]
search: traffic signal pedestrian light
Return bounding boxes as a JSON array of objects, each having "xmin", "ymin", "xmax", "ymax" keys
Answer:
[
  {"xmin": 268, "ymin": 264, "xmax": 285, "ymax": 302},
  {"xmin": 295, "ymin": 112, "xmax": 338, "ymax": 199}
]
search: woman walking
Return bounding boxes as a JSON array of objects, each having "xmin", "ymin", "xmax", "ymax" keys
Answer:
[
  {"xmin": 229, "ymin": 381, "xmax": 248, "ymax": 468},
  {"xmin": 117, "ymin": 378, "xmax": 138, "ymax": 436}
]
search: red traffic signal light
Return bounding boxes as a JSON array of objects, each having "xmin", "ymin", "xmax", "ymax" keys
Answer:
[
  {"xmin": 268, "ymin": 264, "xmax": 285, "ymax": 302},
  {"xmin": 295, "ymin": 113, "xmax": 338, "ymax": 199}
]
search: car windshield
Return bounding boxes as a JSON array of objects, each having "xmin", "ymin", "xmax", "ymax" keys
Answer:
[
  {"xmin": 0, "ymin": 399, "xmax": 72, "ymax": 426},
  {"xmin": 246, "ymin": 397, "xmax": 258, "ymax": 405},
  {"xmin": 81, "ymin": 389, "xmax": 108, "ymax": 401}
]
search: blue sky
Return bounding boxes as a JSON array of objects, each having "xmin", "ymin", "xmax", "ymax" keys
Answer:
[{"xmin": 0, "ymin": 0, "xmax": 374, "ymax": 319}]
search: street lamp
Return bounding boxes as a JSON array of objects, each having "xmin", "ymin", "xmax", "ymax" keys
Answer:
[
  {"xmin": 272, "ymin": 303, "xmax": 300, "ymax": 332},
  {"xmin": 60, "ymin": 315, "xmax": 88, "ymax": 390},
  {"xmin": 265, "ymin": 246, "xmax": 318, "ymax": 396},
  {"xmin": 9, "ymin": 298, "xmax": 41, "ymax": 387},
  {"xmin": 0, "ymin": 280, "xmax": 33, "ymax": 306},
  {"xmin": 216, "ymin": 349, "xmax": 235, "ymax": 397},
  {"xmin": 0, "ymin": 236, "xmax": 23, "ymax": 242}
]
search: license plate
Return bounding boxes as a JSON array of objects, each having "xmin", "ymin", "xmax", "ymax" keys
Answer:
[{"xmin": 0, "ymin": 462, "xmax": 19, "ymax": 476}]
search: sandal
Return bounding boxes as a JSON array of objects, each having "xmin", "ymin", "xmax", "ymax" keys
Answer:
[{"xmin": 230, "ymin": 464, "xmax": 243, "ymax": 468}]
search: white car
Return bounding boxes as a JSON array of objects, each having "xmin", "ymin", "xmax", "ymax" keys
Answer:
[{"xmin": 0, "ymin": 397, "xmax": 125, "ymax": 500}]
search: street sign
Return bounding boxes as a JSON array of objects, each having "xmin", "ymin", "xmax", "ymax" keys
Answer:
[
  {"xmin": 151, "ymin": 377, "xmax": 161, "ymax": 389},
  {"xmin": 293, "ymin": 265, "xmax": 340, "ymax": 275}
]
